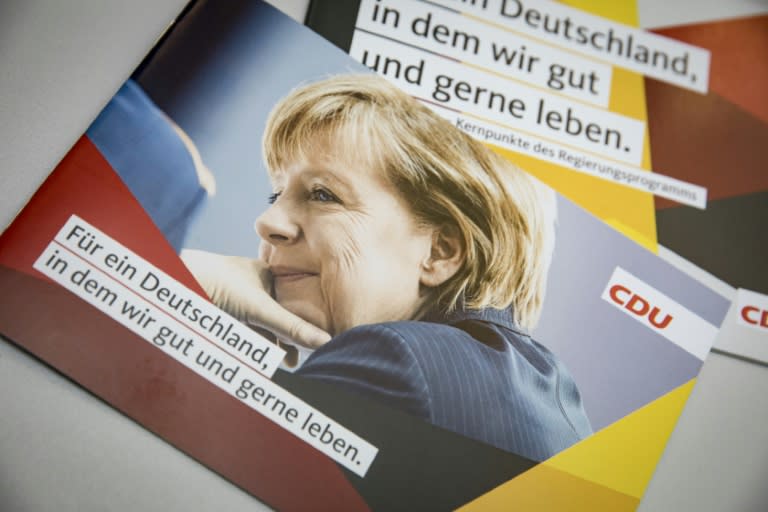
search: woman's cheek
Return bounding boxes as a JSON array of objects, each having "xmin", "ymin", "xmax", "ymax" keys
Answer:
[{"xmin": 321, "ymin": 233, "xmax": 366, "ymax": 333}]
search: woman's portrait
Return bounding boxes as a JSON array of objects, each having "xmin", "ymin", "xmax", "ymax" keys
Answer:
[{"xmin": 180, "ymin": 73, "xmax": 592, "ymax": 461}]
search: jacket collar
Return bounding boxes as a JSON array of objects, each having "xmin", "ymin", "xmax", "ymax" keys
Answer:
[{"xmin": 423, "ymin": 305, "xmax": 529, "ymax": 336}]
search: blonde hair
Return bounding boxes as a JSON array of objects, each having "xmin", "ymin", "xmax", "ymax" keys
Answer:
[{"xmin": 262, "ymin": 74, "xmax": 556, "ymax": 330}]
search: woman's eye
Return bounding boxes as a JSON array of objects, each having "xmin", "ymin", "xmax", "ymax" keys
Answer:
[
  {"xmin": 310, "ymin": 187, "xmax": 339, "ymax": 203},
  {"xmin": 268, "ymin": 192, "xmax": 281, "ymax": 204}
]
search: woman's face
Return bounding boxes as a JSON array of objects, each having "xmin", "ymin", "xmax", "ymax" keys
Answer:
[{"xmin": 255, "ymin": 151, "xmax": 434, "ymax": 336}]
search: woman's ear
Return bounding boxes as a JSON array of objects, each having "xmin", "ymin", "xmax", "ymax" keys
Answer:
[{"xmin": 420, "ymin": 224, "xmax": 464, "ymax": 288}]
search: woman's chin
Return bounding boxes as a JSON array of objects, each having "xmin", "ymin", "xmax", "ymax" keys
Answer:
[{"xmin": 279, "ymin": 299, "xmax": 332, "ymax": 337}]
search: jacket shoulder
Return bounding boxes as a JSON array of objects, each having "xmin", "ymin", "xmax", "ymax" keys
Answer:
[{"xmin": 296, "ymin": 322, "xmax": 441, "ymax": 419}]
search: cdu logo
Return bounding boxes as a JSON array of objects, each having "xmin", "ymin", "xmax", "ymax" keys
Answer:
[
  {"xmin": 608, "ymin": 284, "xmax": 674, "ymax": 329},
  {"xmin": 736, "ymin": 289, "xmax": 768, "ymax": 332},
  {"xmin": 601, "ymin": 267, "xmax": 718, "ymax": 361}
]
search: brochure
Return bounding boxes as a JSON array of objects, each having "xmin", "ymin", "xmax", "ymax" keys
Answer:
[{"xmin": 0, "ymin": 1, "xmax": 731, "ymax": 510}]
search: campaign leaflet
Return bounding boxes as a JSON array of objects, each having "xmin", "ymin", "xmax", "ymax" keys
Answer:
[{"xmin": 0, "ymin": 1, "xmax": 730, "ymax": 510}]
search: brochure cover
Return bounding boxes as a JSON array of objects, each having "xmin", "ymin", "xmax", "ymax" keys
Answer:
[{"xmin": 0, "ymin": 1, "xmax": 730, "ymax": 510}]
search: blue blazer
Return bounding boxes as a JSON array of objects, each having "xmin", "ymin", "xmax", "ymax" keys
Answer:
[{"xmin": 297, "ymin": 308, "xmax": 592, "ymax": 461}]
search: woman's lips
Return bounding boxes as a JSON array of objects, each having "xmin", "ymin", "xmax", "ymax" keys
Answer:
[
  {"xmin": 271, "ymin": 266, "xmax": 318, "ymax": 283},
  {"xmin": 275, "ymin": 273, "xmax": 316, "ymax": 283}
]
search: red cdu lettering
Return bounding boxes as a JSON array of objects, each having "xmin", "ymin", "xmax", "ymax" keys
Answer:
[
  {"xmin": 626, "ymin": 295, "xmax": 650, "ymax": 316},
  {"xmin": 609, "ymin": 283, "xmax": 673, "ymax": 330},
  {"xmin": 609, "ymin": 284, "xmax": 631, "ymax": 305},
  {"xmin": 741, "ymin": 306, "xmax": 759, "ymax": 325},
  {"xmin": 741, "ymin": 306, "xmax": 768, "ymax": 328},
  {"xmin": 648, "ymin": 307, "xmax": 673, "ymax": 329}
]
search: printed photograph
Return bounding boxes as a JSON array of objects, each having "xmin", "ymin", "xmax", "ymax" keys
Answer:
[{"xmin": 0, "ymin": 1, "xmax": 733, "ymax": 510}]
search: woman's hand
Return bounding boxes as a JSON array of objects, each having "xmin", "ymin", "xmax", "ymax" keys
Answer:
[{"xmin": 180, "ymin": 249, "xmax": 331, "ymax": 350}]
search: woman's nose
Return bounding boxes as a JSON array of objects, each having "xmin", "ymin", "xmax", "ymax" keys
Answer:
[{"xmin": 254, "ymin": 201, "xmax": 300, "ymax": 245}]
